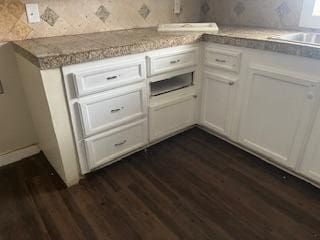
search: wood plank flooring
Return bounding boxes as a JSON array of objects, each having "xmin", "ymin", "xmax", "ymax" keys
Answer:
[{"xmin": 1, "ymin": 127, "xmax": 320, "ymax": 240}]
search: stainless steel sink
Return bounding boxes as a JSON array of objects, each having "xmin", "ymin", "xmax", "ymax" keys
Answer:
[{"xmin": 270, "ymin": 33, "xmax": 320, "ymax": 46}]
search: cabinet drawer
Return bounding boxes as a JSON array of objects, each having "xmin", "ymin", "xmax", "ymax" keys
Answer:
[
  {"xmin": 149, "ymin": 94, "xmax": 196, "ymax": 141},
  {"xmin": 85, "ymin": 119, "xmax": 147, "ymax": 170},
  {"xmin": 205, "ymin": 48, "xmax": 241, "ymax": 73},
  {"xmin": 73, "ymin": 60, "xmax": 145, "ymax": 97},
  {"xmin": 147, "ymin": 48, "xmax": 198, "ymax": 76},
  {"xmin": 78, "ymin": 84, "xmax": 147, "ymax": 137}
]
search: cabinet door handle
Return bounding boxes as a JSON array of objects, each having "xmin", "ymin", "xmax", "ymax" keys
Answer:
[
  {"xmin": 110, "ymin": 107, "xmax": 123, "ymax": 113},
  {"xmin": 215, "ymin": 58, "xmax": 226, "ymax": 63},
  {"xmin": 170, "ymin": 59, "xmax": 181, "ymax": 64},
  {"xmin": 106, "ymin": 75, "xmax": 119, "ymax": 80},
  {"xmin": 114, "ymin": 140, "xmax": 127, "ymax": 147},
  {"xmin": 229, "ymin": 81, "xmax": 235, "ymax": 86}
]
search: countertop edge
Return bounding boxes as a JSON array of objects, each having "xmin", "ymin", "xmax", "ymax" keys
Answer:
[
  {"xmin": 13, "ymin": 30, "xmax": 320, "ymax": 70},
  {"xmin": 13, "ymin": 43, "xmax": 42, "ymax": 68},
  {"xmin": 13, "ymin": 35, "xmax": 203, "ymax": 70},
  {"xmin": 202, "ymin": 34, "xmax": 320, "ymax": 61}
]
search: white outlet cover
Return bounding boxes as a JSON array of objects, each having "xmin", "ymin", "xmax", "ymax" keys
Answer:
[{"xmin": 25, "ymin": 3, "xmax": 41, "ymax": 23}]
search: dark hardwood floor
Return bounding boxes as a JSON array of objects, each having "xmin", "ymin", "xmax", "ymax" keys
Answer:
[{"xmin": 1, "ymin": 127, "xmax": 320, "ymax": 240}]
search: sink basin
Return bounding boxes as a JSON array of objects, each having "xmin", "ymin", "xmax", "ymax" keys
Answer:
[
  {"xmin": 270, "ymin": 33, "xmax": 320, "ymax": 46},
  {"xmin": 158, "ymin": 23, "xmax": 219, "ymax": 33}
]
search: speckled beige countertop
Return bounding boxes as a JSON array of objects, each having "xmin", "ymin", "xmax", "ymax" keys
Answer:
[{"xmin": 13, "ymin": 26, "xmax": 320, "ymax": 70}]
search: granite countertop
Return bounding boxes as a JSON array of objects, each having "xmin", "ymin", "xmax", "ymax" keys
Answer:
[
  {"xmin": 13, "ymin": 28, "xmax": 203, "ymax": 70},
  {"xmin": 13, "ymin": 26, "xmax": 320, "ymax": 70}
]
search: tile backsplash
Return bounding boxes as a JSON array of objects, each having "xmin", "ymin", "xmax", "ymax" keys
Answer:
[
  {"xmin": 200, "ymin": 0, "xmax": 304, "ymax": 30},
  {"xmin": 0, "ymin": 0, "xmax": 309, "ymax": 42},
  {"xmin": 0, "ymin": 0, "xmax": 201, "ymax": 42}
]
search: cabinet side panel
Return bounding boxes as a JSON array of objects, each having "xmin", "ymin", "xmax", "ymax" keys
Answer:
[
  {"xmin": 40, "ymin": 69, "xmax": 80, "ymax": 186},
  {"xmin": 15, "ymin": 54, "xmax": 79, "ymax": 186}
]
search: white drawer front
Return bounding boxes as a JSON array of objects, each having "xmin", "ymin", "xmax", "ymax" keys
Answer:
[
  {"xmin": 78, "ymin": 84, "xmax": 147, "ymax": 137},
  {"xmin": 149, "ymin": 94, "xmax": 196, "ymax": 141},
  {"xmin": 147, "ymin": 48, "xmax": 198, "ymax": 76},
  {"xmin": 73, "ymin": 60, "xmax": 145, "ymax": 97},
  {"xmin": 205, "ymin": 48, "xmax": 241, "ymax": 73},
  {"xmin": 85, "ymin": 119, "xmax": 147, "ymax": 170}
]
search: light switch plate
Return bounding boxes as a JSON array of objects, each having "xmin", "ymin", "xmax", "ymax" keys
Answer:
[
  {"xmin": 25, "ymin": 3, "xmax": 41, "ymax": 23},
  {"xmin": 174, "ymin": 0, "xmax": 181, "ymax": 14}
]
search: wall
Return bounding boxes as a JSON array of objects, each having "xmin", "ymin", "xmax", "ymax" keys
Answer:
[
  {"xmin": 1, "ymin": 0, "xmax": 201, "ymax": 42},
  {"xmin": 200, "ymin": 0, "xmax": 304, "ymax": 30},
  {"xmin": 0, "ymin": 43, "xmax": 37, "ymax": 156}
]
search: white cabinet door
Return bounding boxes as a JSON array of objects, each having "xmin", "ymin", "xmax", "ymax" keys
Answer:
[
  {"xmin": 149, "ymin": 93, "xmax": 196, "ymax": 141},
  {"xmin": 201, "ymin": 71, "xmax": 237, "ymax": 137},
  {"xmin": 239, "ymin": 64, "xmax": 318, "ymax": 169},
  {"xmin": 299, "ymin": 108, "xmax": 320, "ymax": 184}
]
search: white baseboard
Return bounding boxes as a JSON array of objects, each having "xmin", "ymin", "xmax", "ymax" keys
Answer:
[{"xmin": 0, "ymin": 145, "xmax": 40, "ymax": 167}]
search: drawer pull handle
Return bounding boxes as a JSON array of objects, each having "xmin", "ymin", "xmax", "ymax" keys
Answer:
[
  {"xmin": 215, "ymin": 59, "xmax": 226, "ymax": 63},
  {"xmin": 110, "ymin": 107, "xmax": 123, "ymax": 113},
  {"xmin": 170, "ymin": 59, "xmax": 181, "ymax": 64},
  {"xmin": 114, "ymin": 140, "xmax": 127, "ymax": 147},
  {"xmin": 229, "ymin": 81, "xmax": 235, "ymax": 86},
  {"xmin": 106, "ymin": 75, "xmax": 119, "ymax": 80}
]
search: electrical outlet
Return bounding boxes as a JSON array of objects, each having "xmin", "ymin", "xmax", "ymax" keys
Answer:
[
  {"xmin": 0, "ymin": 80, "xmax": 4, "ymax": 94},
  {"xmin": 25, "ymin": 3, "xmax": 41, "ymax": 23},
  {"xmin": 174, "ymin": 0, "xmax": 181, "ymax": 14}
]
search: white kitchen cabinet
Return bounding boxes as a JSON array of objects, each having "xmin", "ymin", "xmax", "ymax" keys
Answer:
[
  {"xmin": 17, "ymin": 38, "xmax": 320, "ymax": 188},
  {"xmin": 299, "ymin": 107, "xmax": 320, "ymax": 183},
  {"xmin": 200, "ymin": 71, "xmax": 237, "ymax": 138},
  {"xmin": 239, "ymin": 64, "xmax": 319, "ymax": 169},
  {"xmin": 63, "ymin": 54, "xmax": 148, "ymax": 174},
  {"xmin": 149, "ymin": 92, "xmax": 197, "ymax": 142}
]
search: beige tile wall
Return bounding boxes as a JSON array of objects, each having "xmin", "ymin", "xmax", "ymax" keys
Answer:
[
  {"xmin": 0, "ymin": 0, "xmax": 201, "ymax": 42},
  {"xmin": 201, "ymin": 0, "xmax": 304, "ymax": 30}
]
